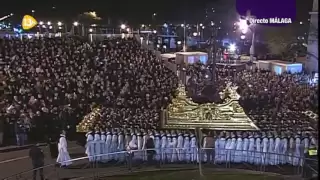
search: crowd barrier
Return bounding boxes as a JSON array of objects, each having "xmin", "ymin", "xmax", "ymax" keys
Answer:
[{"xmin": 3, "ymin": 148, "xmax": 318, "ymax": 180}]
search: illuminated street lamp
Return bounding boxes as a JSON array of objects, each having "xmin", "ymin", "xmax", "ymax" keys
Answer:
[
  {"xmin": 57, "ymin": 22, "xmax": 62, "ymax": 26},
  {"xmin": 193, "ymin": 32, "xmax": 198, "ymax": 36},
  {"xmin": 47, "ymin": 21, "xmax": 51, "ymax": 25},
  {"xmin": 73, "ymin": 22, "xmax": 79, "ymax": 26},
  {"xmin": 120, "ymin": 24, "xmax": 126, "ymax": 29},
  {"xmin": 39, "ymin": 21, "xmax": 44, "ymax": 25},
  {"xmin": 89, "ymin": 28, "xmax": 93, "ymax": 32}
]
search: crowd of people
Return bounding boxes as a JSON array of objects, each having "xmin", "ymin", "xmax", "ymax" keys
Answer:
[
  {"xmin": 0, "ymin": 35, "xmax": 318, "ymax": 158},
  {"xmin": 0, "ymin": 36, "xmax": 178, "ymax": 145}
]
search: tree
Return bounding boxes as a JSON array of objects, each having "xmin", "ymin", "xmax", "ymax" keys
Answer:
[{"xmin": 263, "ymin": 25, "xmax": 296, "ymax": 59}]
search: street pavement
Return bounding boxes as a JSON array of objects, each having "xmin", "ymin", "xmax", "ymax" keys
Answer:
[{"xmin": 0, "ymin": 141, "xmax": 85, "ymax": 179}]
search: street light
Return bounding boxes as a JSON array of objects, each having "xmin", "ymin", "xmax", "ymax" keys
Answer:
[
  {"xmin": 237, "ymin": 17, "xmax": 255, "ymax": 62},
  {"xmin": 73, "ymin": 22, "xmax": 79, "ymax": 26},
  {"xmin": 89, "ymin": 28, "xmax": 93, "ymax": 32},
  {"xmin": 39, "ymin": 21, "xmax": 44, "ymax": 25},
  {"xmin": 57, "ymin": 22, "xmax": 62, "ymax": 26},
  {"xmin": 47, "ymin": 21, "xmax": 51, "ymax": 25},
  {"xmin": 193, "ymin": 32, "xmax": 198, "ymax": 36},
  {"xmin": 120, "ymin": 24, "xmax": 126, "ymax": 29}
]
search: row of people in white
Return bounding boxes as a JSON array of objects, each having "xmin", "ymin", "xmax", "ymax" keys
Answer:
[
  {"xmin": 213, "ymin": 131, "xmax": 317, "ymax": 166},
  {"xmin": 85, "ymin": 130, "xmax": 317, "ymax": 166}
]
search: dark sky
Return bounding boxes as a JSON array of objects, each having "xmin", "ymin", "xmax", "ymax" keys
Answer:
[
  {"xmin": 1, "ymin": 0, "xmax": 210, "ymax": 24},
  {"xmin": 1, "ymin": 0, "xmax": 313, "ymax": 25}
]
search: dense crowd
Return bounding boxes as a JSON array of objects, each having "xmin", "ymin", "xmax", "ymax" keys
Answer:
[
  {"xmin": 0, "ymin": 36, "xmax": 177, "ymax": 145},
  {"xmin": 0, "ymin": 35, "xmax": 318, "ymax": 148}
]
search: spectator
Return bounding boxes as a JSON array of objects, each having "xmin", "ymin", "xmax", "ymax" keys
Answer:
[
  {"xmin": 28, "ymin": 144, "xmax": 44, "ymax": 180},
  {"xmin": 145, "ymin": 135, "xmax": 155, "ymax": 165}
]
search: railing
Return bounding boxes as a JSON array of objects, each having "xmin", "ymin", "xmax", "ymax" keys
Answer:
[{"xmin": 2, "ymin": 148, "xmax": 318, "ymax": 180}]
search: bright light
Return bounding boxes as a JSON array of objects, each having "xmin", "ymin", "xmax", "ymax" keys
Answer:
[
  {"xmin": 73, "ymin": 22, "xmax": 79, "ymax": 26},
  {"xmin": 156, "ymin": 44, "xmax": 160, "ymax": 48},
  {"xmin": 163, "ymin": 23, "xmax": 168, "ymax": 27},
  {"xmin": 177, "ymin": 41, "xmax": 182, "ymax": 45},
  {"xmin": 205, "ymin": 74, "xmax": 209, "ymax": 78},
  {"xmin": 89, "ymin": 28, "xmax": 93, "ymax": 32},
  {"xmin": 31, "ymin": 10, "xmax": 35, "ymax": 13},
  {"xmin": 49, "ymin": 26, "xmax": 52, "ymax": 29},
  {"xmin": 153, "ymin": 30, "xmax": 157, "ymax": 34},
  {"xmin": 39, "ymin": 21, "xmax": 44, "ymax": 25},
  {"xmin": 238, "ymin": 19, "xmax": 248, "ymax": 31},
  {"xmin": 58, "ymin": 26, "xmax": 62, "ymax": 29},
  {"xmin": 141, "ymin": 24, "xmax": 145, "ymax": 28},
  {"xmin": 181, "ymin": 24, "xmax": 184, "ymax": 27},
  {"xmin": 199, "ymin": 23, "xmax": 203, "ymax": 26},
  {"xmin": 211, "ymin": 21, "xmax": 215, "ymax": 26},
  {"xmin": 126, "ymin": 28, "xmax": 130, "ymax": 32},
  {"xmin": 140, "ymin": 37, "xmax": 143, "ymax": 40},
  {"xmin": 202, "ymin": 26, "xmax": 205, "ymax": 29},
  {"xmin": 153, "ymin": 13, "xmax": 156, "ymax": 16},
  {"xmin": 57, "ymin": 22, "xmax": 62, "ymax": 26},
  {"xmin": 47, "ymin": 21, "xmax": 51, "ymax": 25},
  {"xmin": 120, "ymin": 24, "xmax": 126, "ymax": 29},
  {"xmin": 240, "ymin": 35, "xmax": 246, "ymax": 39},
  {"xmin": 299, "ymin": 21, "xmax": 303, "ymax": 25},
  {"xmin": 229, "ymin": 44, "xmax": 236, "ymax": 52},
  {"xmin": 193, "ymin": 32, "xmax": 198, "ymax": 36},
  {"xmin": 42, "ymin": 25, "xmax": 46, "ymax": 28},
  {"xmin": 163, "ymin": 45, "xmax": 167, "ymax": 49}
]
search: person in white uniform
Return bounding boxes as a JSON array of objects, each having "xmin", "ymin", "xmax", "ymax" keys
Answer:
[
  {"xmin": 225, "ymin": 132, "xmax": 232, "ymax": 163},
  {"xmin": 56, "ymin": 130, "xmax": 72, "ymax": 167},
  {"xmin": 229, "ymin": 132, "xmax": 237, "ymax": 163},
  {"xmin": 254, "ymin": 133, "xmax": 262, "ymax": 165},
  {"xmin": 176, "ymin": 131, "xmax": 184, "ymax": 162},
  {"xmin": 248, "ymin": 132, "xmax": 255, "ymax": 164},
  {"xmin": 288, "ymin": 132, "xmax": 295, "ymax": 165},
  {"xmin": 274, "ymin": 132, "xmax": 281, "ymax": 165},
  {"xmin": 280, "ymin": 132, "xmax": 288, "ymax": 165},
  {"xmin": 111, "ymin": 129, "xmax": 118, "ymax": 161},
  {"xmin": 234, "ymin": 132, "xmax": 243, "ymax": 163},
  {"xmin": 105, "ymin": 130, "xmax": 112, "ymax": 162},
  {"xmin": 94, "ymin": 131, "xmax": 102, "ymax": 162},
  {"xmin": 190, "ymin": 133, "xmax": 198, "ymax": 163},
  {"xmin": 160, "ymin": 131, "xmax": 167, "ymax": 162},
  {"xmin": 85, "ymin": 130, "xmax": 95, "ymax": 162},
  {"xmin": 293, "ymin": 132, "xmax": 302, "ymax": 166},
  {"xmin": 100, "ymin": 131, "xmax": 107, "ymax": 162},
  {"xmin": 118, "ymin": 130, "xmax": 125, "ymax": 162},
  {"xmin": 171, "ymin": 131, "xmax": 178, "ymax": 163},
  {"xmin": 242, "ymin": 132, "xmax": 249, "ymax": 163},
  {"xmin": 154, "ymin": 131, "xmax": 161, "ymax": 162},
  {"xmin": 261, "ymin": 132, "xmax": 268, "ymax": 165},
  {"xmin": 183, "ymin": 133, "xmax": 190, "ymax": 162}
]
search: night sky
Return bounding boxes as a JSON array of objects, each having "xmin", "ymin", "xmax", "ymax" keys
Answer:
[{"xmin": 0, "ymin": 0, "xmax": 313, "ymax": 25}]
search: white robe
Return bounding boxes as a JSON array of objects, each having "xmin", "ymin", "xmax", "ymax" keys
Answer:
[
  {"xmin": 183, "ymin": 136, "xmax": 190, "ymax": 162},
  {"xmin": 94, "ymin": 133, "xmax": 102, "ymax": 162},
  {"xmin": 166, "ymin": 137, "xmax": 173, "ymax": 161},
  {"xmin": 154, "ymin": 135, "xmax": 161, "ymax": 161},
  {"xmin": 190, "ymin": 136, "xmax": 197, "ymax": 162},
  {"xmin": 229, "ymin": 137, "xmax": 237, "ymax": 163},
  {"xmin": 261, "ymin": 137, "xmax": 268, "ymax": 165},
  {"xmin": 248, "ymin": 136, "xmax": 255, "ymax": 164},
  {"xmin": 56, "ymin": 135, "xmax": 72, "ymax": 166},
  {"xmin": 234, "ymin": 137, "xmax": 243, "ymax": 163},
  {"xmin": 160, "ymin": 135, "xmax": 167, "ymax": 161},
  {"xmin": 293, "ymin": 137, "xmax": 302, "ymax": 166},
  {"xmin": 225, "ymin": 138, "xmax": 232, "ymax": 163},
  {"xmin": 105, "ymin": 133, "xmax": 112, "ymax": 161},
  {"xmin": 215, "ymin": 137, "xmax": 226, "ymax": 163},
  {"xmin": 171, "ymin": 135, "xmax": 178, "ymax": 162},
  {"xmin": 100, "ymin": 133, "xmax": 107, "ymax": 161},
  {"xmin": 274, "ymin": 137, "xmax": 281, "ymax": 165},
  {"xmin": 254, "ymin": 138, "xmax": 261, "ymax": 165},
  {"xmin": 268, "ymin": 137, "xmax": 275, "ymax": 165},
  {"xmin": 111, "ymin": 134, "xmax": 118, "ymax": 160},
  {"xmin": 280, "ymin": 137, "xmax": 288, "ymax": 165},
  {"xmin": 85, "ymin": 133, "xmax": 95, "ymax": 162},
  {"xmin": 118, "ymin": 133, "xmax": 125, "ymax": 161},
  {"xmin": 242, "ymin": 137, "xmax": 249, "ymax": 163},
  {"xmin": 177, "ymin": 134, "xmax": 184, "ymax": 161},
  {"xmin": 288, "ymin": 137, "xmax": 295, "ymax": 165},
  {"xmin": 142, "ymin": 134, "xmax": 148, "ymax": 161}
]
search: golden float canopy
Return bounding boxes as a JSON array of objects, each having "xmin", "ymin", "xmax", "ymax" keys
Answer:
[
  {"xmin": 160, "ymin": 83, "xmax": 259, "ymax": 130},
  {"xmin": 76, "ymin": 107, "xmax": 102, "ymax": 133}
]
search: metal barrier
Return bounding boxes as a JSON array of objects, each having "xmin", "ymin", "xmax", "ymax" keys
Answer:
[{"xmin": 3, "ymin": 148, "xmax": 318, "ymax": 180}]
